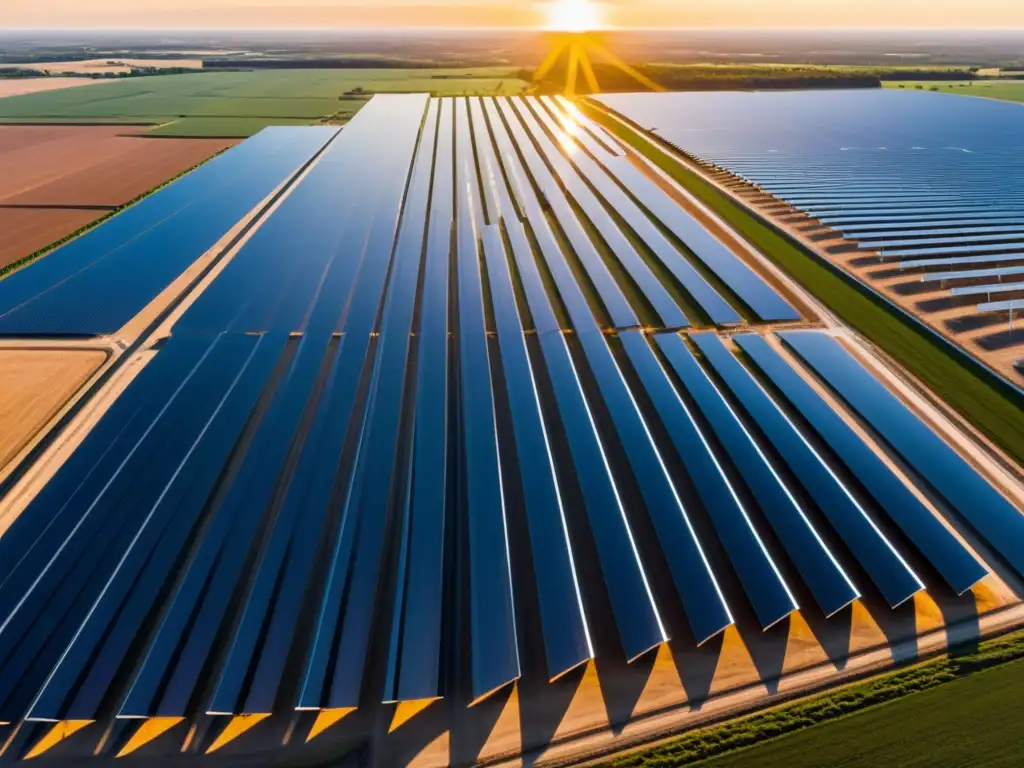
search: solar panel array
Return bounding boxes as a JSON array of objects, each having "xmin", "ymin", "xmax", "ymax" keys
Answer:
[
  {"xmin": 595, "ymin": 90, "xmax": 1024, "ymax": 339},
  {"xmin": 0, "ymin": 126, "xmax": 339, "ymax": 336},
  {"xmin": 0, "ymin": 95, "xmax": 1019, "ymax": 752}
]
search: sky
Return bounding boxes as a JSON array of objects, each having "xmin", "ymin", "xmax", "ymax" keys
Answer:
[{"xmin": 2, "ymin": 0, "xmax": 1023, "ymax": 30}]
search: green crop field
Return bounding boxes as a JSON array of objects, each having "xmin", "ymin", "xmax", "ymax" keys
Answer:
[
  {"xmin": 884, "ymin": 80, "xmax": 1024, "ymax": 104},
  {"xmin": 0, "ymin": 68, "xmax": 529, "ymax": 137},
  {"xmin": 599, "ymin": 631, "xmax": 1024, "ymax": 768},
  {"xmin": 697, "ymin": 659, "xmax": 1024, "ymax": 768}
]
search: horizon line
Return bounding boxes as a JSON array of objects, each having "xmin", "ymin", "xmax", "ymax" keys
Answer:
[{"xmin": 4, "ymin": 26, "xmax": 1024, "ymax": 33}]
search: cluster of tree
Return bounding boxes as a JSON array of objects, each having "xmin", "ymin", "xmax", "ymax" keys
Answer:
[
  {"xmin": 202, "ymin": 56, "xmax": 497, "ymax": 70},
  {"xmin": 0, "ymin": 67, "xmax": 43, "ymax": 79},
  {"xmin": 528, "ymin": 63, "xmax": 882, "ymax": 94},
  {"xmin": 876, "ymin": 69, "xmax": 978, "ymax": 81}
]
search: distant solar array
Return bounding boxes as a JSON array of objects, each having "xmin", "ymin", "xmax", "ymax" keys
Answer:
[
  {"xmin": 596, "ymin": 90, "xmax": 1024, "ymax": 335},
  {"xmin": 0, "ymin": 95, "xmax": 1020, "ymax": 750}
]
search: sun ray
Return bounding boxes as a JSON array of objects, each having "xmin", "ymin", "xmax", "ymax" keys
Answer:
[
  {"xmin": 565, "ymin": 43, "xmax": 581, "ymax": 96},
  {"xmin": 534, "ymin": 37, "xmax": 570, "ymax": 83},
  {"xmin": 589, "ymin": 45, "xmax": 667, "ymax": 92},
  {"xmin": 578, "ymin": 50, "xmax": 601, "ymax": 94}
]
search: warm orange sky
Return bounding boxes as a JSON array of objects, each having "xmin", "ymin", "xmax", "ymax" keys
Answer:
[{"xmin": 2, "ymin": 0, "xmax": 1023, "ymax": 29}]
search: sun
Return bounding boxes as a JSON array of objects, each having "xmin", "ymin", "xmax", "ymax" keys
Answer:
[{"xmin": 545, "ymin": 0, "xmax": 604, "ymax": 32}]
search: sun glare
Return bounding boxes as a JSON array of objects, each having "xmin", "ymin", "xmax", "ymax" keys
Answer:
[{"xmin": 545, "ymin": 0, "xmax": 604, "ymax": 32}]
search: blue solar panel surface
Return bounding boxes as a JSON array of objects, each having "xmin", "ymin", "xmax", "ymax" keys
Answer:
[
  {"xmin": 1, "ymin": 95, "xmax": 1019, "ymax": 748},
  {"xmin": 0, "ymin": 127, "xmax": 338, "ymax": 336},
  {"xmin": 782, "ymin": 332, "xmax": 1024, "ymax": 580},
  {"xmin": 596, "ymin": 91, "xmax": 1024, "ymax": 290}
]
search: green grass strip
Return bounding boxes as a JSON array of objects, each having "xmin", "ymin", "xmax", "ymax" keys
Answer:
[
  {"xmin": 581, "ymin": 100, "xmax": 1024, "ymax": 467},
  {"xmin": 602, "ymin": 630, "xmax": 1024, "ymax": 767},
  {"xmin": 0, "ymin": 149, "xmax": 229, "ymax": 281}
]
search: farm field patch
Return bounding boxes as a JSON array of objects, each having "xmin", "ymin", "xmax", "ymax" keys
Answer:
[
  {"xmin": 0, "ymin": 68, "xmax": 529, "ymax": 136},
  {"xmin": 0, "ymin": 208, "xmax": 98, "ymax": 270},
  {"xmin": 0, "ymin": 348, "xmax": 107, "ymax": 472},
  {"xmin": 695, "ymin": 657, "xmax": 1024, "ymax": 768},
  {"xmin": 0, "ymin": 124, "xmax": 234, "ymax": 267},
  {"xmin": 0, "ymin": 77, "xmax": 104, "ymax": 98},
  {"xmin": 884, "ymin": 79, "xmax": 1024, "ymax": 103},
  {"xmin": 6, "ymin": 57, "xmax": 204, "ymax": 74},
  {"xmin": 0, "ymin": 125, "xmax": 235, "ymax": 206},
  {"xmin": 146, "ymin": 114, "xmax": 344, "ymax": 137}
]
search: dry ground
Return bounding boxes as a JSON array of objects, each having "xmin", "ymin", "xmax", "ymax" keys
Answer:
[
  {"xmin": 0, "ymin": 78, "xmax": 104, "ymax": 98},
  {"xmin": 0, "ymin": 348, "xmax": 107, "ymax": 476},
  {"xmin": 0, "ymin": 125, "xmax": 235, "ymax": 267}
]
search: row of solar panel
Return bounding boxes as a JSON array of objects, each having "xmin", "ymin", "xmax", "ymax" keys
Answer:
[
  {"xmin": 595, "ymin": 91, "xmax": 1024, "ymax": 154},
  {"xmin": 4, "ymin": 321, "xmax": 1014, "ymax": 723},
  {"xmin": 0, "ymin": 127, "xmax": 340, "ymax": 337},
  {"xmin": 2, "ymin": 96, "xmax": 1020, "ymax": 729},
  {"xmin": 592, "ymin": 93, "xmax": 1024, "ymax": 301}
]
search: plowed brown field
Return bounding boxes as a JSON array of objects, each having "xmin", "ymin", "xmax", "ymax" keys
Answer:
[
  {"xmin": 0, "ymin": 125, "xmax": 236, "ymax": 268},
  {"xmin": 0, "ymin": 209, "xmax": 99, "ymax": 268}
]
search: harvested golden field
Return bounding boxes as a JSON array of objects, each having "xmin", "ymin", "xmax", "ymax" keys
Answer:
[
  {"xmin": 0, "ymin": 348, "xmax": 107, "ymax": 472},
  {"xmin": 7, "ymin": 58, "xmax": 203, "ymax": 75},
  {"xmin": 0, "ymin": 78, "xmax": 104, "ymax": 98}
]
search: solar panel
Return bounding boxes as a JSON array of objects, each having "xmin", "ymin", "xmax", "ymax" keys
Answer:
[
  {"xmin": 574, "ymin": 150, "xmax": 799, "ymax": 323},
  {"xmin": 655, "ymin": 334, "xmax": 858, "ymax": 617},
  {"xmin": 520, "ymin": 98, "xmax": 689, "ymax": 329},
  {"xmin": 471, "ymin": 98, "xmax": 592, "ymax": 681},
  {"xmin": 0, "ymin": 127, "xmax": 339, "ymax": 336},
  {"xmin": 736, "ymin": 334, "xmax": 986, "ymax": 596},
  {"xmin": 504, "ymin": 98, "xmax": 734, "ymax": 644},
  {"xmin": 898, "ymin": 253, "xmax": 1024, "ymax": 270},
  {"xmin": 951, "ymin": 282, "xmax": 1024, "ymax": 297},
  {"xmin": 978, "ymin": 299, "xmax": 1024, "ymax": 313},
  {"xmin": 889, "ymin": 243, "xmax": 1024, "ymax": 259},
  {"xmin": 781, "ymin": 332, "xmax": 1024, "ymax": 581},
  {"xmin": 921, "ymin": 266, "xmax": 1024, "ymax": 283},
  {"xmin": 0, "ymin": 333, "xmax": 229, "ymax": 723},
  {"xmin": 851, "ymin": 225, "xmax": 1024, "ymax": 241},
  {"xmin": 452, "ymin": 98, "xmax": 520, "ymax": 701},
  {"xmin": 384, "ymin": 99, "xmax": 454, "ymax": 704},
  {"xmin": 692, "ymin": 333, "xmax": 923, "ymax": 608},
  {"xmin": 621, "ymin": 331, "xmax": 797, "ymax": 628},
  {"xmin": 499, "ymin": 98, "xmax": 637, "ymax": 330},
  {"xmin": 859, "ymin": 233, "xmax": 1024, "ymax": 250},
  {"xmin": 540, "ymin": 97, "xmax": 741, "ymax": 326},
  {"xmin": 293, "ymin": 94, "xmax": 433, "ymax": 712},
  {"xmin": 483, "ymin": 98, "xmax": 666, "ymax": 660},
  {"xmin": 28, "ymin": 333, "xmax": 281, "ymax": 722}
]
